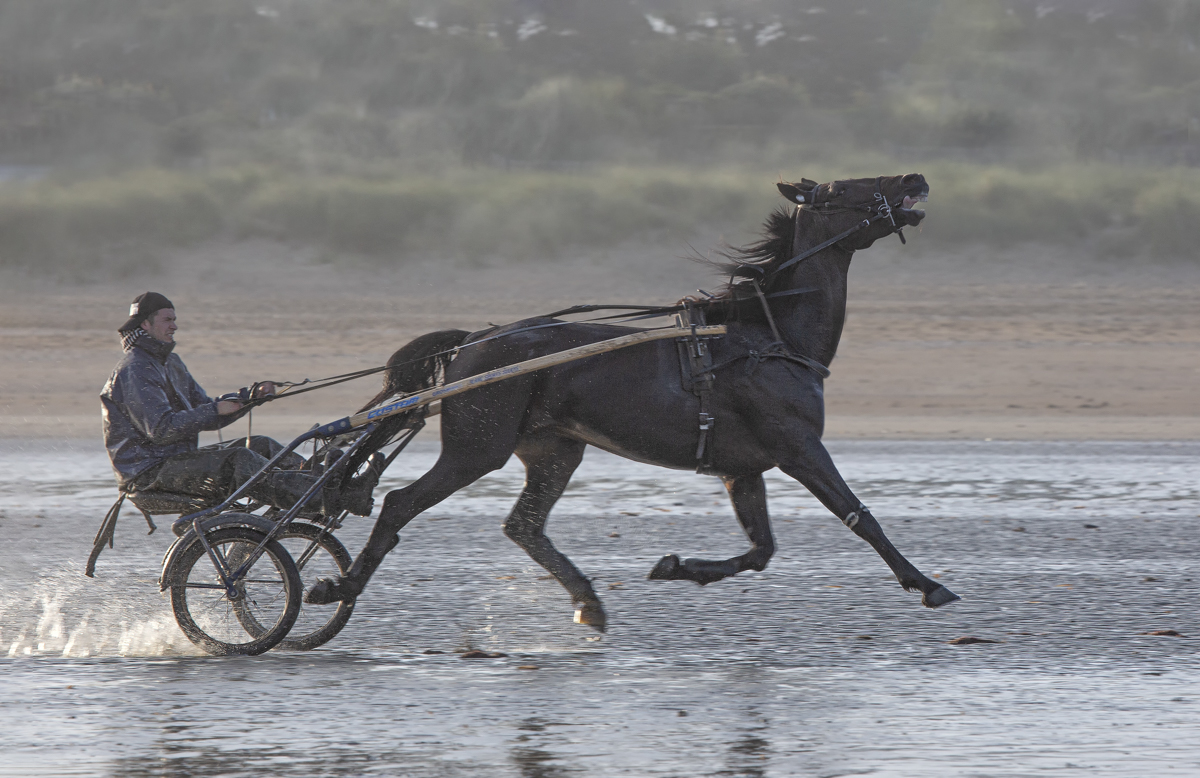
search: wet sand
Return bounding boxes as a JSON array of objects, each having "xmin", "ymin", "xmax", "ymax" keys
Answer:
[
  {"xmin": 1, "ymin": 439, "xmax": 1198, "ymax": 776},
  {"xmin": 0, "ymin": 238, "xmax": 1197, "ymax": 441}
]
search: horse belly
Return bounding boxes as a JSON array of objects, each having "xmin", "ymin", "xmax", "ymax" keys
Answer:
[{"xmin": 531, "ymin": 352, "xmax": 702, "ymax": 470}]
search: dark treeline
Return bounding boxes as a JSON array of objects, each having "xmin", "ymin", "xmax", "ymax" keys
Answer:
[{"xmin": 1, "ymin": 0, "xmax": 1198, "ymax": 172}]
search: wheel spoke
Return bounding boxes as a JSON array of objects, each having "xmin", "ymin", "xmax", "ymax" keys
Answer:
[{"xmin": 169, "ymin": 526, "xmax": 301, "ymax": 656}]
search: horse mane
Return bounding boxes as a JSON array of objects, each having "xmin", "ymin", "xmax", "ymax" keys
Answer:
[{"xmin": 705, "ymin": 206, "xmax": 796, "ymax": 298}]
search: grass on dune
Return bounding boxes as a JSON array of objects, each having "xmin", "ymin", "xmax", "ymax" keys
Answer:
[{"xmin": 1, "ymin": 161, "xmax": 1196, "ymax": 274}]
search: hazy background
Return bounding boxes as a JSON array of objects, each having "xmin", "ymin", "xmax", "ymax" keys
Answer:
[
  {"xmin": 3, "ymin": 8, "xmax": 1199, "ymax": 773},
  {"xmin": 1, "ymin": 0, "xmax": 1198, "ymax": 275}
]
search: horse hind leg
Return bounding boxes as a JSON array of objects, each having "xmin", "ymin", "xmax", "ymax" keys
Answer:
[
  {"xmin": 304, "ymin": 449, "xmax": 507, "ymax": 604},
  {"xmin": 648, "ymin": 473, "xmax": 776, "ymax": 586},
  {"xmin": 307, "ymin": 374, "xmax": 538, "ymax": 605},
  {"xmin": 503, "ymin": 437, "xmax": 608, "ymax": 631}
]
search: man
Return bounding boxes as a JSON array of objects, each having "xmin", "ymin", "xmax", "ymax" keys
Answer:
[{"xmin": 101, "ymin": 292, "xmax": 380, "ymax": 516}]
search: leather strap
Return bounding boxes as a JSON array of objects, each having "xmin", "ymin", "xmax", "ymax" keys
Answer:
[{"xmin": 676, "ymin": 303, "xmax": 719, "ymax": 475}]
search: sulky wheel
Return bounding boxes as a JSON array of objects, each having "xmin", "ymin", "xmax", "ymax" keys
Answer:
[
  {"xmin": 233, "ymin": 522, "xmax": 355, "ymax": 650},
  {"xmin": 169, "ymin": 526, "xmax": 301, "ymax": 656}
]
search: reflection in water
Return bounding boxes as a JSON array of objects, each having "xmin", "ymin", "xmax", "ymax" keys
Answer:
[
  {"xmin": 718, "ymin": 707, "xmax": 771, "ymax": 778},
  {"xmin": 108, "ymin": 743, "xmax": 383, "ymax": 778},
  {"xmin": 512, "ymin": 717, "xmax": 574, "ymax": 778},
  {"xmin": 511, "ymin": 746, "xmax": 573, "ymax": 778},
  {"xmin": 724, "ymin": 733, "xmax": 771, "ymax": 777}
]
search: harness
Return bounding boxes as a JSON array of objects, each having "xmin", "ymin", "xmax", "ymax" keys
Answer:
[
  {"xmin": 665, "ymin": 178, "xmax": 910, "ymax": 472},
  {"xmin": 675, "ymin": 302, "xmax": 719, "ymax": 474},
  {"xmin": 230, "ymin": 179, "xmax": 914, "ymax": 475}
]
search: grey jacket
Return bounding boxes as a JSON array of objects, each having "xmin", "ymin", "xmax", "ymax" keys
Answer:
[{"xmin": 101, "ymin": 335, "xmax": 235, "ymax": 487}]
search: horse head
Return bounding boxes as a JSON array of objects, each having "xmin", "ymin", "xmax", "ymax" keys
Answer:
[{"xmin": 778, "ymin": 173, "xmax": 928, "ymax": 251}]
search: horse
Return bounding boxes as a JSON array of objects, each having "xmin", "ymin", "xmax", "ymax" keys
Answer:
[{"xmin": 306, "ymin": 173, "xmax": 960, "ymax": 629}]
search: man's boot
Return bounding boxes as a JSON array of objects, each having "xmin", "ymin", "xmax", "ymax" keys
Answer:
[
  {"xmin": 318, "ymin": 449, "xmax": 347, "ymax": 517},
  {"xmin": 339, "ymin": 453, "xmax": 386, "ymax": 517}
]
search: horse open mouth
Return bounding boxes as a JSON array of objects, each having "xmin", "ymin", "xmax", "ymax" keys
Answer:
[{"xmin": 898, "ymin": 192, "xmax": 928, "ymax": 225}]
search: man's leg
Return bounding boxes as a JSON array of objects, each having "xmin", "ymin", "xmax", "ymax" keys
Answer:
[
  {"xmin": 214, "ymin": 436, "xmax": 307, "ymax": 469},
  {"xmin": 134, "ymin": 447, "xmax": 319, "ymax": 511}
]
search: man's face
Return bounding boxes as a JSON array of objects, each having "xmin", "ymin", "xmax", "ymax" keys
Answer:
[{"xmin": 142, "ymin": 308, "xmax": 177, "ymax": 343}]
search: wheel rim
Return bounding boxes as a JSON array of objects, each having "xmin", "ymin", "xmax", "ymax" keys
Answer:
[
  {"xmin": 232, "ymin": 524, "xmax": 354, "ymax": 650},
  {"xmin": 179, "ymin": 536, "xmax": 293, "ymax": 649},
  {"xmin": 280, "ymin": 534, "xmax": 351, "ymax": 642}
]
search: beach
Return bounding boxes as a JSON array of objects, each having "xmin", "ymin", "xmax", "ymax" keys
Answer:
[{"xmin": 1, "ymin": 238, "xmax": 1195, "ymax": 442}]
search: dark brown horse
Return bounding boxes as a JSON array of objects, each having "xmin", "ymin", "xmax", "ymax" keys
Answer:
[{"xmin": 307, "ymin": 173, "xmax": 959, "ymax": 629}]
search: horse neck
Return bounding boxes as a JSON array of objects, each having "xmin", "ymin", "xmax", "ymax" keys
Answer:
[{"xmin": 770, "ymin": 215, "xmax": 853, "ymax": 367}]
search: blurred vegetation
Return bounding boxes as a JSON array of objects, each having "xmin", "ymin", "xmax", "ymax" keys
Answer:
[{"xmin": 1, "ymin": 0, "xmax": 1198, "ymax": 270}]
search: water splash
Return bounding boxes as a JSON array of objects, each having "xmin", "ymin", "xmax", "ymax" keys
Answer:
[{"xmin": 0, "ymin": 565, "xmax": 200, "ymax": 658}]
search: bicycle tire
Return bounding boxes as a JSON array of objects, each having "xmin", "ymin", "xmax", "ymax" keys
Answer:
[
  {"xmin": 234, "ymin": 522, "xmax": 356, "ymax": 650},
  {"xmin": 169, "ymin": 526, "xmax": 301, "ymax": 656}
]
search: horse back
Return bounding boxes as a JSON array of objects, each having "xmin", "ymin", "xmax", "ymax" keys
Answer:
[{"xmin": 441, "ymin": 319, "xmax": 799, "ymax": 474}]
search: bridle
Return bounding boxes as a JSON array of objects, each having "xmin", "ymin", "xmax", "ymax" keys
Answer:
[{"xmin": 762, "ymin": 177, "xmax": 912, "ymax": 280}]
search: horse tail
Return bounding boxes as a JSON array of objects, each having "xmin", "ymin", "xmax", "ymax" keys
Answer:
[{"xmin": 346, "ymin": 329, "xmax": 470, "ymax": 474}]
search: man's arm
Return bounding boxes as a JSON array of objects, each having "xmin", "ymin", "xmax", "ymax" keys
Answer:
[
  {"xmin": 117, "ymin": 361, "xmax": 221, "ymax": 444},
  {"xmin": 174, "ymin": 358, "xmax": 248, "ymax": 426}
]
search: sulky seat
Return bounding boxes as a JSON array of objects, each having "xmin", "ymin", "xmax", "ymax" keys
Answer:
[
  {"xmin": 126, "ymin": 488, "xmax": 213, "ymax": 517},
  {"xmin": 85, "ymin": 488, "xmax": 222, "ymax": 577}
]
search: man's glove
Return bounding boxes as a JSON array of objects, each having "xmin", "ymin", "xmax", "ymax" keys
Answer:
[{"xmin": 216, "ymin": 386, "xmax": 253, "ymax": 403}]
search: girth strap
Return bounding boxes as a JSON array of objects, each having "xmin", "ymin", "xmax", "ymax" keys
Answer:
[{"xmin": 675, "ymin": 303, "xmax": 719, "ymax": 475}]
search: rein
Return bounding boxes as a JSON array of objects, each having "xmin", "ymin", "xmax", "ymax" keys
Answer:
[
  {"xmin": 246, "ymin": 294, "xmax": 782, "ymax": 408},
  {"xmin": 243, "ymin": 310, "xmax": 713, "ymax": 411},
  {"xmin": 768, "ymin": 218, "xmax": 871, "ymax": 277}
]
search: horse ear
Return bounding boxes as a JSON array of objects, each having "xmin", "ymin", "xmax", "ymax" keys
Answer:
[{"xmin": 777, "ymin": 182, "xmax": 806, "ymax": 203}]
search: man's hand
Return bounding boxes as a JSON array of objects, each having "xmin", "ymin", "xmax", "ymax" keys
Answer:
[
  {"xmin": 216, "ymin": 382, "xmax": 273, "ymax": 415},
  {"xmin": 252, "ymin": 381, "xmax": 277, "ymax": 399}
]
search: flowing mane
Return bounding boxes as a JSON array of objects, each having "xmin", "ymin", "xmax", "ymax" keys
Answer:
[{"xmin": 709, "ymin": 207, "xmax": 796, "ymax": 297}]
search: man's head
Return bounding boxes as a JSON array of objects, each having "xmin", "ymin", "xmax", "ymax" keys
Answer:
[
  {"xmin": 142, "ymin": 308, "xmax": 177, "ymax": 343},
  {"xmin": 119, "ymin": 292, "xmax": 176, "ymax": 343}
]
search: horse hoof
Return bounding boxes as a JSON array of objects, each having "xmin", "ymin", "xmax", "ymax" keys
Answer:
[
  {"xmin": 305, "ymin": 576, "xmax": 354, "ymax": 605},
  {"xmin": 923, "ymin": 585, "xmax": 961, "ymax": 609},
  {"xmin": 574, "ymin": 602, "xmax": 607, "ymax": 632},
  {"xmin": 647, "ymin": 554, "xmax": 680, "ymax": 580}
]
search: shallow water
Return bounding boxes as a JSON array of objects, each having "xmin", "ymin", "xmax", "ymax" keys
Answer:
[{"xmin": 1, "ymin": 439, "xmax": 1198, "ymax": 777}]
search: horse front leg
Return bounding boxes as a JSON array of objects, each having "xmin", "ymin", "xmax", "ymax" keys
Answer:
[
  {"xmin": 780, "ymin": 437, "xmax": 960, "ymax": 608},
  {"xmin": 648, "ymin": 473, "xmax": 776, "ymax": 586}
]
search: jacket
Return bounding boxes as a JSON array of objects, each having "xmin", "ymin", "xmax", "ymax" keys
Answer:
[{"xmin": 100, "ymin": 335, "xmax": 235, "ymax": 487}]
